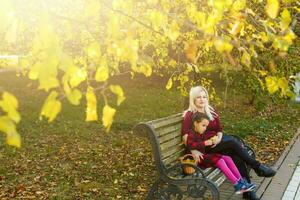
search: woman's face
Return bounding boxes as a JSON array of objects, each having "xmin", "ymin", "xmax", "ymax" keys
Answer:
[{"xmin": 194, "ymin": 90, "xmax": 207, "ymax": 109}]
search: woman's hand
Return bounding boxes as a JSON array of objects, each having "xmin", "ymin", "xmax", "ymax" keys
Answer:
[{"xmin": 211, "ymin": 132, "xmax": 223, "ymax": 148}]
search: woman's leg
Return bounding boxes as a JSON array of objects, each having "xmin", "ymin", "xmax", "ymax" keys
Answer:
[
  {"xmin": 206, "ymin": 139, "xmax": 276, "ymax": 178},
  {"xmin": 229, "ymin": 156, "xmax": 260, "ymax": 200},
  {"xmin": 206, "ymin": 139, "xmax": 260, "ymax": 169},
  {"xmin": 230, "ymin": 154, "xmax": 251, "ymax": 183}
]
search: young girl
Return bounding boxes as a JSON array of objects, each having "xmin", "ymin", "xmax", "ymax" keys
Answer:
[{"xmin": 187, "ymin": 112, "xmax": 256, "ymax": 194}]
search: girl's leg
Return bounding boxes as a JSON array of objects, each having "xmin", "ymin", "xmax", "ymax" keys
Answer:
[
  {"xmin": 216, "ymin": 158, "xmax": 239, "ymax": 185},
  {"xmin": 222, "ymin": 155, "xmax": 242, "ymax": 179}
]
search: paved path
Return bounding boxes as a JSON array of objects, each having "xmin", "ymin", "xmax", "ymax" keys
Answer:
[
  {"xmin": 218, "ymin": 128, "xmax": 300, "ymax": 200},
  {"xmin": 259, "ymin": 128, "xmax": 300, "ymax": 200}
]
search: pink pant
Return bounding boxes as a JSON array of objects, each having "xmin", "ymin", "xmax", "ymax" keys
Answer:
[{"xmin": 216, "ymin": 155, "xmax": 242, "ymax": 185}]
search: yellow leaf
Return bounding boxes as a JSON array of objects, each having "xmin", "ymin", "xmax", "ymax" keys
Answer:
[
  {"xmin": 0, "ymin": 115, "xmax": 21, "ymax": 148},
  {"xmin": 0, "ymin": 116, "xmax": 17, "ymax": 134},
  {"xmin": 268, "ymin": 60, "xmax": 277, "ymax": 73},
  {"xmin": 3, "ymin": 92, "xmax": 18, "ymax": 109},
  {"xmin": 40, "ymin": 91, "xmax": 62, "ymax": 122},
  {"xmin": 60, "ymin": 54, "xmax": 75, "ymax": 72},
  {"xmin": 258, "ymin": 70, "xmax": 268, "ymax": 76},
  {"xmin": 69, "ymin": 67, "xmax": 87, "ymax": 88},
  {"xmin": 95, "ymin": 65, "xmax": 109, "ymax": 82},
  {"xmin": 185, "ymin": 40, "xmax": 199, "ymax": 63},
  {"xmin": 265, "ymin": 0, "xmax": 280, "ymax": 19},
  {"xmin": 38, "ymin": 76, "xmax": 59, "ymax": 92},
  {"xmin": 283, "ymin": 30, "xmax": 296, "ymax": 44},
  {"xmin": 241, "ymin": 52, "xmax": 251, "ymax": 67},
  {"xmin": 209, "ymin": 0, "xmax": 232, "ymax": 12},
  {"xmin": 232, "ymin": 0, "xmax": 246, "ymax": 11},
  {"xmin": 147, "ymin": 10, "xmax": 166, "ymax": 31},
  {"xmin": 230, "ymin": 21, "xmax": 244, "ymax": 35},
  {"xmin": 165, "ymin": 21, "xmax": 180, "ymax": 41},
  {"xmin": 0, "ymin": 92, "xmax": 20, "ymax": 123},
  {"xmin": 85, "ymin": 41, "xmax": 101, "ymax": 61},
  {"xmin": 265, "ymin": 76, "xmax": 278, "ymax": 94},
  {"xmin": 258, "ymin": 78, "xmax": 265, "ymax": 90},
  {"xmin": 102, "ymin": 105, "xmax": 116, "ymax": 132},
  {"xmin": 166, "ymin": 78, "xmax": 173, "ymax": 90},
  {"xmin": 85, "ymin": 87, "xmax": 98, "ymax": 121},
  {"xmin": 6, "ymin": 131, "xmax": 21, "ymax": 148},
  {"xmin": 28, "ymin": 63, "xmax": 40, "ymax": 80},
  {"xmin": 280, "ymin": 9, "xmax": 291, "ymax": 30},
  {"xmin": 278, "ymin": 77, "xmax": 289, "ymax": 96},
  {"xmin": 259, "ymin": 31, "xmax": 269, "ymax": 43},
  {"xmin": 214, "ymin": 39, "xmax": 233, "ymax": 52},
  {"xmin": 245, "ymin": 8, "xmax": 256, "ymax": 16},
  {"xmin": 67, "ymin": 89, "xmax": 82, "ymax": 105},
  {"xmin": 139, "ymin": 64, "xmax": 152, "ymax": 77},
  {"xmin": 110, "ymin": 85, "xmax": 126, "ymax": 106}
]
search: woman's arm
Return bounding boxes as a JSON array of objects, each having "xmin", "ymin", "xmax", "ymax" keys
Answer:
[
  {"xmin": 211, "ymin": 131, "xmax": 223, "ymax": 148},
  {"xmin": 209, "ymin": 113, "xmax": 223, "ymax": 148},
  {"xmin": 181, "ymin": 111, "xmax": 194, "ymax": 145}
]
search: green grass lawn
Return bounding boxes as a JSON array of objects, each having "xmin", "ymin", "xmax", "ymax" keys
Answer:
[{"xmin": 0, "ymin": 72, "xmax": 299, "ymax": 199}]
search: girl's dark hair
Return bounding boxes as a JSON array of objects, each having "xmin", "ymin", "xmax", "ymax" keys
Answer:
[{"xmin": 192, "ymin": 112, "xmax": 210, "ymax": 123}]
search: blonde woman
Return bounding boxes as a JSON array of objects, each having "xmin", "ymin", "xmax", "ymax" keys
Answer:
[{"xmin": 181, "ymin": 86, "xmax": 276, "ymax": 200}]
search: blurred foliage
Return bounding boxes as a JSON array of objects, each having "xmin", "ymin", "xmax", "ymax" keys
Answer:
[{"xmin": 0, "ymin": 0, "xmax": 299, "ymax": 147}]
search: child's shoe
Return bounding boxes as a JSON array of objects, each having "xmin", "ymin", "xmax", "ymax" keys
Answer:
[
  {"xmin": 234, "ymin": 179, "xmax": 256, "ymax": 194},
  {"xmin": 240, "ymin": 178, "xmax": 256, "ymax": 190}
]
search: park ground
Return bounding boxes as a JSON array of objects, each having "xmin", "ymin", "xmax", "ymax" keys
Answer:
[{"xmin": 0, "ymin": 72, "xmax": 299, "ymax": 199}]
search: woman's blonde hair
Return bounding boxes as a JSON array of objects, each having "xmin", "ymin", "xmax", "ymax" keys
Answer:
[{"xmin": 184, "ymin": 86, "xmax": 217, "ymax": 120}]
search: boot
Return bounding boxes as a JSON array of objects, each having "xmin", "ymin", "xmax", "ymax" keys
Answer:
[
  {"xmin": 254, "ymin": 164, "xmax": 276, "ymax": 177},
  {"xmin": 243, "ymin": 191, "xmax": 260, "ymax": 200}
]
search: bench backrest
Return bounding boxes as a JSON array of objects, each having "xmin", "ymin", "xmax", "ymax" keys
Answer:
[{"xmin": 133, "ymin": 113, "xmax": 185, "ymax": 174}]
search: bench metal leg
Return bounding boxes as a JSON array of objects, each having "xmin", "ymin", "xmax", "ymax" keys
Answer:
[
  {"xmin": 146, "ymin": 178, "xmax": 183, "ymax": 200},
  {"xmin": 146, "ymin": 178, "xmax": 160, "ymax": 200},
  {"xmin": 184, "ymin": 179, "xmax": 219, "ymax": 200},
  {"xmin": 146, "ymin": 178, "xmax": 219, "ymax": 200}
]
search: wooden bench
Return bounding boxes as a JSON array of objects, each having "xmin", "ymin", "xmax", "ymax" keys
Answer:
[{"xmin": 133, "ymin": 113, "xmax": 255, "ymax": 200}]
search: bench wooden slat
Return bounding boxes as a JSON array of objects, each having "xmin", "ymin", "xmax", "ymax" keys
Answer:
[
  {"xmin": 163, "ymin": 148, "xmax": 186, "ymax": 166},
  {"xmin": 156, "ymin": 123, "xmax": 182, "ymax": 137},
  {"xmin": 150, "ymin": 114, "xmax": 182, "ymax": 129},
  {"xmin": 162, "ymin": 143, "xmax": 185, "ymax": 159},
  {"xmin": 158, "ymin": 130, "xmax": 181, "ymax": 144},
  {"xmin": 160, "ymin": 135, "xmax": 182, "ymax": 152},
  {"xmin": 215, "ymin": 175, "xmax": 227, "ymax": 187},
  {"xmin": 206, "ymin": 168, "xmax": 222, "ymax": 180}
]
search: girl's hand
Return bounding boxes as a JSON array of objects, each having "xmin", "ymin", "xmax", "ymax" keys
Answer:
[
  {"xmin": 190, "ymin": 150, "xmax": 203, "ymax": 163},
  {"xmin": 205, "ymin": 140, "xmax": 213, "ymax": 146},
  {"xmin": 182, "ymin": 134, "xmax": 188, "ymax": 146}
]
